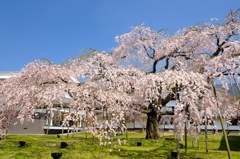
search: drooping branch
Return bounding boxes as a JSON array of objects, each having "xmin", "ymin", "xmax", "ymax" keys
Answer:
[
  {"xmin": 151, "ymin": 60, "xmax": 159, "ymax": 73},
  {"xmin": 211, "ymin": 31, "xmax": 236, "ymax": 57},
  {"xmin": 39, "ymin": 77, "xmax": 69, "ymax": 86},
  {"xmin": 144, "ymin": 45, "xmax": 155, "ymax": 59},
  {"xmin": 173, "ymin": 53, "xmax": 191, "ymax": 60},
  {"xmin": 161, "ymin": 92, "xmax": 173, "ymax": 106},
  {"xmin": 165, "ymin": 58, "xmax": 169, "ymax": 69},
  {"xmin": 39, "ymin": 81, "xmax": 58, "ymax": 85},
  {"xmin": 149, "ymin": 56, "xmax": 167, "ymax": 73}
]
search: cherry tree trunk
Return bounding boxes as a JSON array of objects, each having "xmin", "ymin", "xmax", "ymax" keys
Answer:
[{"xmin": 145, "ymin": 104, "xmax": 160, "ymax": 140}]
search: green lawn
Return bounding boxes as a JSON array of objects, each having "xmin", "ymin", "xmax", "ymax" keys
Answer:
[{"xmin": 0, "ymin": 132, "xmax": 239, "ymax": 159}]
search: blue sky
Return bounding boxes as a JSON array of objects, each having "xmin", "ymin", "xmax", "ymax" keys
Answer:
[{"xmin": 0, "ymin": 0, "xmax": 238, "ymax": 71}]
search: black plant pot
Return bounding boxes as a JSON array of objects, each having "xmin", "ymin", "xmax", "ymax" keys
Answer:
[
  {"xmin": 60, "ymin": 142, "xmax": 68, "ymax": 148},
  {"xmin": 171, "ymin": 151, "xmax": 178, "ymax": 159},
  {"xmin": 51, "ymin": 152, "xmax": 62, "ymax": 159},
  {"xmin": 19, "ymin": 141, "xmax": 26, "ymax": 147},
  {"xmin": 137, "ymin": 141, "xmax": 142, "ymax": 146}
]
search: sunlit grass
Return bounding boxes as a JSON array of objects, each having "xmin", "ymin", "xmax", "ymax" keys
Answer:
[{"xmin": 0, "ymin": 132, "xmax": 239, "ymax": 159}]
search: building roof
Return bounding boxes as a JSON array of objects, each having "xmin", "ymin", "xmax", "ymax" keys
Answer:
[
  {"xmin": 0, "ymin": 71, "xmax": 18, "ymax": 80},
  {"xmin": 166, "ymin": 100, "xmax": 176, "ymax": 107}
]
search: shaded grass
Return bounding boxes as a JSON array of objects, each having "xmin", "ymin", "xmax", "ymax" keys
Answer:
[
  {"xmin": 218, "ymin": 135, "xmax": 240, "ymax": 151},
  {"xmin": 0, "ymin": 132, "xmax": 239, "ymax": 159}
]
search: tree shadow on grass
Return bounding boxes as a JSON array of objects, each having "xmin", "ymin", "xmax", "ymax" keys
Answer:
[{"xmin": 218, "ymin": 135, "xmax": 240, "ymax": 151}]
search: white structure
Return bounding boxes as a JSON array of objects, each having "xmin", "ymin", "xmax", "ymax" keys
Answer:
[{"xmin": 0, "ymin": 71, "xmax": 18, "ymax": 80}]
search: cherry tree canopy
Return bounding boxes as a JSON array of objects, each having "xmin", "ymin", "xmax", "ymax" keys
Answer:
[
  {"xmin": 113, "ymin": 9, "xmax": 240, "ymax": 77},
  {"xmin": 112, "ymin": 9, "xmax": 240, "ymax": 139}
]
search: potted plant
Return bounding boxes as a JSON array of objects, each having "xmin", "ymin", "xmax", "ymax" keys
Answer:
[
  {"xmin": 137, "ymin": 141, "xmax": 142, "ymax": 146},
  {"xmin": 60, "ymin": 142, "xmax": 68, "ymax": 148},
  {"xmin": 51, "ymin": 152, "xmax": 62, "ymax": 159},
  {"xmin": 19, "ymin": 141, "xmax": 26, "ymax": 147},
  {"xmin": 171, "ymin": 151, "xmax": 178, "ymax": 159}
]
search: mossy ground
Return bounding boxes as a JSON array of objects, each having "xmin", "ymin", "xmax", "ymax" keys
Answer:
[{"xmin": 0, "ymin": 132, "xmax": 239, "ymax": 159}]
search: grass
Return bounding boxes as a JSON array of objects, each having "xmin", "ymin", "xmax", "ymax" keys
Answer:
[{"xmin": 0, "ymin": 132, "xmax": 239, "ymax": 159}]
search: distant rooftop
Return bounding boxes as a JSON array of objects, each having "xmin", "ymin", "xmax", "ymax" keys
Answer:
[{"xmin": 0, "ymin": 71, "xmax": 18, "ymax": 79}]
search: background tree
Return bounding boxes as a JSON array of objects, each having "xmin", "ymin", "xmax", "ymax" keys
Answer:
[
  {"xmin": 0, "ymin": 59, "xmax": 77, "ymax": 133},
  {"xmin": 0, "ymin": 80, "xmax": 18, "ymax": 136}
]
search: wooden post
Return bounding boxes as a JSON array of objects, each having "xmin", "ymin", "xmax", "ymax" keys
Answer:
[{"xmin": 212, "ymin": 81, "xmax": 231, "ymax": 159}]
